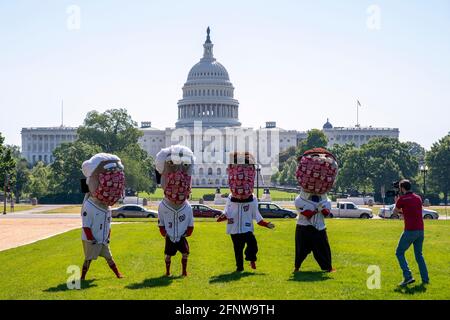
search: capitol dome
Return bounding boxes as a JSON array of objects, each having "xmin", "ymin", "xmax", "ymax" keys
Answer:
[
  {"xmin": 176, "ymin": 27, "xmax": 241, "ymax": 128},
  {"xmin": 323, "ymin": 118, "xmax": 333, "ymax": 129}
]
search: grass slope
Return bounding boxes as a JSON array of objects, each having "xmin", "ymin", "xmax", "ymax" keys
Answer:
[{"xmin": 0, "ymin": 219, "xmax": 448, "ymax": 300}]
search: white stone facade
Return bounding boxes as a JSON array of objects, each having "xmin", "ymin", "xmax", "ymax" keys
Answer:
[
  {"xmin": 322, "ymin": 119, "xmax": 399, "ymax": 148},
  {"xmin": 21, "ymin": 126, "xmax": 78, "ymax": 165}
]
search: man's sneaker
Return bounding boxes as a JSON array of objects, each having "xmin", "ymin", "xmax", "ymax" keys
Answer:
[
  {"xmin": 250, "ymin": 261, "xmax": 256, "ymax": 269},
  {"xmin": 236, "ymin": 267, "xmax": 244, "ymax": 272},
  {"xmin": 399, "ymin": 278, "xmax": 415, "ymax": 287}
]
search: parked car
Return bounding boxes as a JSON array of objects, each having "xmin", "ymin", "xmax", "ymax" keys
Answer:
[
  {"xmin": 192, "ymin": 204, "xmax": 223, "ymax": 218},
  {"xmin": 258, "ymin": 202, "xmax": 297, "ymax": 218},
  {"xmin": 112, "ymin": 205, "xmax": 157, "ymax": 218},
  {"xmin": 330, "ymin": 202, "xmax": 373, "ymax": 219},
  {"xmin": 379, "ymin": 204, "xmax": 439, "ymax": 220}
]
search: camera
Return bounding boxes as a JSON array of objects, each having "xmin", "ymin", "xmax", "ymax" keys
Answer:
[{"xmin": 385, "ymin": 180, "xmax": 400, "ymax": 198}]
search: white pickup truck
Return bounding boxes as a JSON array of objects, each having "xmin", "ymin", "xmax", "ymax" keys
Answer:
[{"xmin": 330, "ymin": 202, "xmax": 373, "ymax": 219}]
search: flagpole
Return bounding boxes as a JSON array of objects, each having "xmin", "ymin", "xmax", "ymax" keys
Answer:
[{"xmin": 357, "ymin": 100, "xmax": 359, "ymax": 127}]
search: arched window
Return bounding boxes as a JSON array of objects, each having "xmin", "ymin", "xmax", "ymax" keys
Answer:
[
  {"xmin": 215, "ymin": 179, "xmax": 220, "ymax": 185},
  {"xmin": 196, "ymin": 179, "xmax": 200, "ymax": 185},
  {"xmin": 222, "ymin": 179, "xmax": 227, "ymax": 185},
  {"xmin": 201, "ymin": 179, "xmax": 206, "ymax": 185},
  {"xmin": 199, "ymin": 168, "xmax": 204, "ymax": 175},
  {"xmin": 208, "ymin": 168, "xmax": 213, "ymax": 175},
  {"xmin": 217, "ymin": 168, "xmax": 221, "ymax": 175}
]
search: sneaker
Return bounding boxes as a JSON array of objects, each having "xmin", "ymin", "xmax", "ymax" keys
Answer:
[
  {"xmin": 327, "ymin": 268, "xmax": 337, "ymax": 273},
  {"xmin": 235, "ymin": 267, "xmax": 244, "ymax": 272},
  {"xmin": 399, "ymin": 278, "xmax": 415, "ymax": 287},
  {"xmin": 182, "ymin": 272, "xmax": 188, "ymax": 277},
  {"xmin": 422, "ymin": 280, "xmax": 430, "ymax": 285},
  {"xmin": 293, "ymin": 268, "xmax": 300, "ymax": 273},
  {"xmin": 250, "ymin": 261, "xmax": 256, "ymax": 270}
]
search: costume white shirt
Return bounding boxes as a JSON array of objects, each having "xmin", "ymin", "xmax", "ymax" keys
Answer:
[
  {"xmin": 295, "ymin": 193, "xmax": 331, "ymax": 231},
  {"xmin": 158, "ymin": 199, "xmax": 194, "ymax": 243},
  {"xmin": 81, "ymin": 197, "xmax": 111, "ymax": 244},
  {"xmin": 224, "ymin": 195, "xmax": 263, "ymax": 235}
]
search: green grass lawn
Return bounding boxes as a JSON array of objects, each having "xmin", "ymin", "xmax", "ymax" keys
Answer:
[
  {"xmin": 0, "ymin": 204, "xmax": 38, "ymax": 213},
  {"xmin": 0, "ymin": 219, "xmax": 449, "ymax": 300}
]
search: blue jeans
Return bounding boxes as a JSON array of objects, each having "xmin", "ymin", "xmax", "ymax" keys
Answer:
[{"xmin": 395, "ymin": 230, "xmax": 429, "ymax": 282}]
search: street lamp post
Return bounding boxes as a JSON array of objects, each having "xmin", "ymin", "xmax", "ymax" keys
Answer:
[
  {"xmin": 420, "ymin": 164, "xmax": 428, "ymax": 197},
  {"xmin": 256, "ymin": 164, "xmax": 261, "ymax": 201},
  {"xmin": 3, "ymin": 174, "xmax": 9, "ymax": 215}
]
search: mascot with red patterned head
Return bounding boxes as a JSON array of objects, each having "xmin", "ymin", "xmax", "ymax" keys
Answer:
[
  {"xmin": 217, "ymin": 151, "xmax": 275, "ymax": 272},
  {"xmin": 293, "ymin": 148, "xmax": 338, "ymax": 273},
  {"xmin": 155, "ymin": 145, "xmax": 195, "ymax": 277},
  {"xmin": 80, "ymin": 153, "xmax": 125, "ymax": 280}
]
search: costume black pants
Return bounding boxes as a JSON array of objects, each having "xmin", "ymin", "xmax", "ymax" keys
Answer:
[
  {"xmin": 231, "ymin": 232, "xmax": 258, "ymax": 269},
  {"xmin": 295, "ymin": 225, "xmax": 332, "ymax": 271}
]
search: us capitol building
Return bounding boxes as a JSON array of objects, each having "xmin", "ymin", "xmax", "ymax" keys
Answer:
[{"xmin": 21, "ymin": 28, "xmax": 399, "ymax": 187}]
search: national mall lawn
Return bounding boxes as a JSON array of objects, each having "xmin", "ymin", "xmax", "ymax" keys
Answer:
[{"xmin": 0, "ymin": 219, "xmax": 449, "ymax": 300}]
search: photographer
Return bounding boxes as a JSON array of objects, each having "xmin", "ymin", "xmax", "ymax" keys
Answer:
[{"xmin": 393, "ymin": 179, "xmax": 429, "ymax": 287}]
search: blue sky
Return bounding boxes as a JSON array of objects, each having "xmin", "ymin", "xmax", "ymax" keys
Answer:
[{"xmin": 0, "ymin": 0, "xmax": 449, "ymax": 149}]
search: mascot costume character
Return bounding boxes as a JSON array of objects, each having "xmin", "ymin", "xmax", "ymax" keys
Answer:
[
  {"xmin": 80, "ymin": 153, "xmax": 125, "ymax": 280},
  {"xmin": 217, "ymin": 152, "xmax": 275, "ymax": 272},
  {"xmin": 294, "ymin": 147, "xmax": 338, "ymax": 273},
  {"xmin": 155, "ymin": 145, "xmax": 195, "ymax": 277}
]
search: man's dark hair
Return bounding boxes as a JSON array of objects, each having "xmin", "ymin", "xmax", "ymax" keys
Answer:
[{"xmin": 400, "ymin": 179, "xmax": 412, "ymax": 191}]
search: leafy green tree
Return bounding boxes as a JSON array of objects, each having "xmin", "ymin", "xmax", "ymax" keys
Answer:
[
  {"xmin": 405, "ymin": 141, "xmax": 426, "ymax": 164},
  {"xmin": 24, "ymin": 162, "xmax": 51, "ymax": 199},
  {"xmin": 426, "ymin": 134, "xmax": 450, "ymax": 204},
  {"xmin": 296, "ymin": 129, "xmax": 328, "ymax": 157},
  {"xmin": 278, "ymin": 146, "xmax": 297, "ymax": 169},
  {"xmin": 0, "ymin": 133, "xmax": 16, "ymax": 190},
  {"xmin": 77, "ymin": 108, "xmax": 143, "ymax": 153},
  {"xmin": 329, "ymin": 143, "xmax": 356, "ymax": 168},
  {"xmin": 13, "ymin": 159, "xmax": 31, "ymax": 202},
  {"xmin": 51, "ymin": 141, "xmax": 102, "ymax": 194},
  {"xmin": 362, "ymin": 137, "xmax": 418, "ymax": 183},
  {"xmin": 337, "ymin": 149, "xmax": 372, "ymax": 193},
  {"xmin": 117, "ymin": 144, "xmax": 157, "ymax": 194}
]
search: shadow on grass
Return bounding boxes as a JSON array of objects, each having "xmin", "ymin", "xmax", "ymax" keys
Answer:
[
  {"xmin": 44, "ymin": 279, "xmax": 97, "ymax": 292},
  {"xmin": 126, "ymin": 275, "xmax": 182, "ymax": 289},
  {"xmin": 289, "ymin": 271, "xmax": 332, "ymax": 282},
  {"xmin": 209, "ymin": 271, "xmax": 264, "ymax": 284},
  {"xmin": 394, "ymin": 283, "xmax": 427, "ymax": 295}
]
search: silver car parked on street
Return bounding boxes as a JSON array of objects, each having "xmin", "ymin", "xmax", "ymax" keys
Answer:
[{"xmin": 112, "ymin": 205, "xmax": 157, "ymax": 218}]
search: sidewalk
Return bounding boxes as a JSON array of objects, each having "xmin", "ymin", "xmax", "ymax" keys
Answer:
[{"xmin": 0, "ymin": 214, "xmax": 80, "ymax": 252}]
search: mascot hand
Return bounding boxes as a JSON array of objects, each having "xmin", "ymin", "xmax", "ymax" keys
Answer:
[
  {"xmin": 321, "ymin": 208, "xmax": 331, "ymax": 216},
  {"xmin": 217, "ymin": 214, "xmax": 228, "ymax": 222},
  {"xmin": 267, "ymin": 222, "xmax": 275, "ymax": 229},
  {"xmin": 159, "ymin": 226, "xmax": 167, "ymax": 237},
  {"xmin": 301, "ymin": 210, "xmax": 317, "ymax": 219}
]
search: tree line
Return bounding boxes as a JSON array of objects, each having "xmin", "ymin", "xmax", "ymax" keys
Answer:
[{"xmin": 271, "ymin": 129, "xmax": 450, "ymax": 204}]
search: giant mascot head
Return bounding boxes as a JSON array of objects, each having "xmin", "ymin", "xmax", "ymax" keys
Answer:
[
  {"xmin": 155, "ymin": 145, "xmax": 195, "ymax": 206},
  {"xmin": 295, "ymin": 148, "xmax": 338, "ymax": 195},
  {"xmin": 81, "ymin": 153, "xmax": 126, "ymax": 207},
  {"xmin": 227, "ymin": 152, "xmax": 256, "ymax": 200}
]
